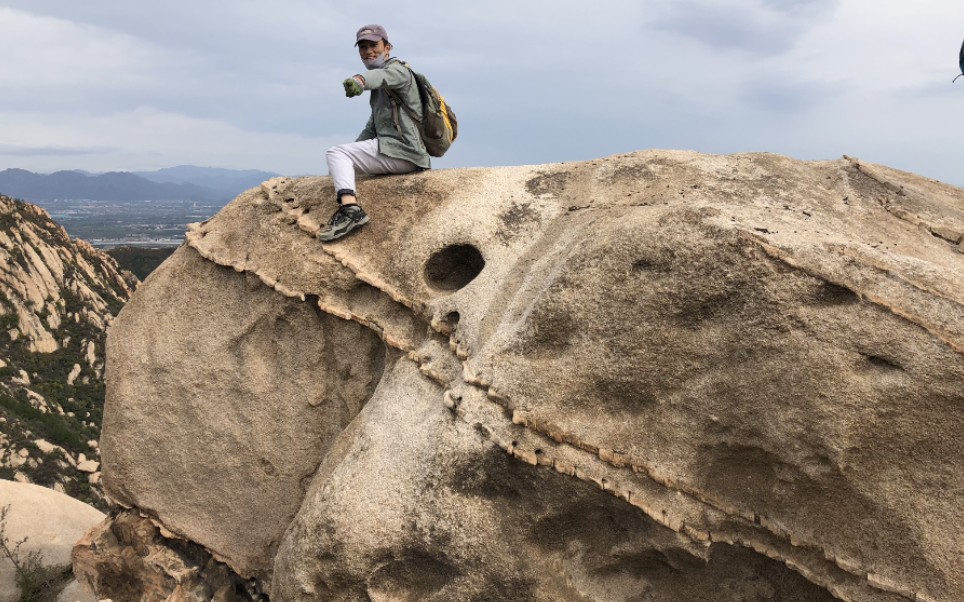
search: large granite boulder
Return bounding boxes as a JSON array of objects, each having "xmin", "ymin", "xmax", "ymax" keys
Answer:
[
  {"xmin": 77, "ymin": 151, "xmax": 963, "ymax": 601},
  {"xmin": 0, "ymin": 480, "xmax": 102, "ymax": 602}
]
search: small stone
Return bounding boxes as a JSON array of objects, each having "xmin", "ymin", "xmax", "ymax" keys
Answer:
[
  {"xmin": 77, "ymin": 460, "xmax": 100, "ymax": 473},
  {"xmin": 34, "ymin": 439, "xmax": 58, "ymax": 454},
  {"xmin": 67, "ymin": 363, "xmax": 82, "ymax": 386}
]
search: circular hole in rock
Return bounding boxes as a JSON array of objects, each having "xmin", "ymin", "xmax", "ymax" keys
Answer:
[{"xmin": 424, "ymin": 244, "xmax": 485, "ymax": 292}]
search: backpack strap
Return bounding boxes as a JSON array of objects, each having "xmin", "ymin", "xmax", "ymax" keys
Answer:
[
  {"xmin": 384, "ymin": 61, "xmax": 423, "ymax": 124},
  {"xmin": 387, "ymin": 92, "xmax": 422, "ymax": 124}
]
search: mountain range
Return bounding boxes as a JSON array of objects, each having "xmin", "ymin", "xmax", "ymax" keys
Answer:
[{"xmin": 0, "ymin": 166, "xmax": 282, "ymax": 203}]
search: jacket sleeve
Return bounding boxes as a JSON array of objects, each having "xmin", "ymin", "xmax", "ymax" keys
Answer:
[
  {"xmin": 356, "ymin": 115, "xmax": 376, "ymax": 141},
  {"xmin": 360, "ymin": 61, "xmax": 413, "ymax": 94}
]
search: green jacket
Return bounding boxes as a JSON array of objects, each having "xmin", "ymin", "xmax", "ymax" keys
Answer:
[{"xmin": 357, "ymin": 58, "xmax": 431, "ymax": 169}]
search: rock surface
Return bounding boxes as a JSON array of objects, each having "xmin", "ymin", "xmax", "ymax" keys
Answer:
[
  {"xmin": 81, "ymin": 151, "xmax": 962, "ymax": 601},
  {"xmin": 73, "ymin": 508, "xmax": 255, "ymax": 602},
  {"xmin": 0, "ymin": 195, "xmax": 133, "ymax": 503},
  {"xmin": 0, "ymin": 479, "xmax": 103, "ymax": 602},
  {"xmin": 0, "ymin": 197, "xmax": 131, "ymax": 354}
]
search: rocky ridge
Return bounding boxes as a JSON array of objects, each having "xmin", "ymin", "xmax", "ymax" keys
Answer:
[
  {"xmin": 0, "ymin": 193, "xmax": 134, "ymax": 506},
  {"xmin": 78, "ymin": 151, "xmax": 962, "ymax": 601}
]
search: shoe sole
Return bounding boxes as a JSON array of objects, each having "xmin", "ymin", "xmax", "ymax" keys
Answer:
[{"xmin": 318, "ymin": 214, "xmax": 370, "ymax": 242}]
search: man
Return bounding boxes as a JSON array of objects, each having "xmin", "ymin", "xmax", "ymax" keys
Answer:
[{"xmin": 318, "ymin": 24, "xmax": 430, "ymax": 242}]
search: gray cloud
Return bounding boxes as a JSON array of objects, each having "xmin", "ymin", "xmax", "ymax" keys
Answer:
[
  {"xmin": 741, "ymin": 76, "xmax": 846, "ymax": 113},
  {"xmin": 0, "ymin": 144, "xmax": 117, "ymax": 157},
  {"xmin": 0, "ymin": 1, "xmax": 961, "ymax": 187},
  {"xmin": 649, "ymin": 0, "xmax": 839, "ymax": 54}
]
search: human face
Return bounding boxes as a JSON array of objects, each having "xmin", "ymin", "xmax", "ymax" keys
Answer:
[{"xmin": 357, "ymin": 39, "xmax": 389, "ymax": 62}]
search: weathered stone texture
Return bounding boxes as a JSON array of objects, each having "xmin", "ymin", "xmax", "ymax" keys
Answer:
[
  {"xmin": 82, "ymin": 151, "xmax": 962, "ymax": 601},
  {"xmin": 0, "ymin": 197, "xmax": 131, "ymax": 354},
  {"xmin": 100, "ymin": 248, "xmax": 385, "ymax": 578},
  {"xmin": 0, "ymin": 480, "xmax": 103, "ymax": 602}
]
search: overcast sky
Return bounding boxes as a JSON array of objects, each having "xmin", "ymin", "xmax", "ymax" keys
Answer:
[{"xmin": 1, "ymin": 1, "xmax": 963, "ymax": 185}]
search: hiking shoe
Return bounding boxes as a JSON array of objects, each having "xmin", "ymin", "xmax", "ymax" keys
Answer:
[{"xmin": 318, "ymin": 204, "xmax": 369, "ymax": 242}]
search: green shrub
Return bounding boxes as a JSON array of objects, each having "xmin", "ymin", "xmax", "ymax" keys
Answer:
[
  {"xmin": 0, "ymin": 313, "xmax": 19, "ymax": 330},
  {"xmin": 26, "ymin": 457, "xmax": 62, "ymax": 487},
  {"xmin": 0, "ymin": 396, "xmax": 88, "ymax": 450},
  {"xmin": 106, "ymin": 246, "xmax": 174, "ymax": 281}
]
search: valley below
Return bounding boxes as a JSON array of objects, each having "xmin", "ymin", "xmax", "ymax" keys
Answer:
[{"xmin": 31, "ymin": 198, "xmax": 226, "ymax": 248}]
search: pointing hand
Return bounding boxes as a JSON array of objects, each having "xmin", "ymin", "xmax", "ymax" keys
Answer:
[{"xmin": 343, "ymin": 77, "xmax": 364, "ymax": 97}]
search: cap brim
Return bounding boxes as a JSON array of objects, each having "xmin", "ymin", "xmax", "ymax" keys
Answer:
[{"xmin": 354, "ymin": 35, "xmax": 382, "ymax": 46}]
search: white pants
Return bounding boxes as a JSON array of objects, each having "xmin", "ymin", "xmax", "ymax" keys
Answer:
[{"xmin": 325, "ymin": 139, "xmax": 418, "ymax": 197}]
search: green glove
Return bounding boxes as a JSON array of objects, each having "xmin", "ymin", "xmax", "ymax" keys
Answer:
[{"xmin": 343, "ymin": 77, "xmax": 364, "ymax": 98}]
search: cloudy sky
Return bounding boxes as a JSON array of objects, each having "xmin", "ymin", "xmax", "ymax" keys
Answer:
[{"xmin": 1, "ymin": 1, "xmax": 963, "ymax": 185}]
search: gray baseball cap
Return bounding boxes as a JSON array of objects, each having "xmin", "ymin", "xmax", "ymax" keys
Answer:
[{"xmin": 355, "ymin": 24, "xmax": 388, "ymax": 45}]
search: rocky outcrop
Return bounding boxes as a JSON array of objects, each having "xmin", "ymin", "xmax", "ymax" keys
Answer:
[
  {"xmin": 73, "ymin": 508, "xmax": 257, "ymax": 602},
  {"xmin": 0, "ymin": 198, "xmax": 130, "ymax": 353},
  {"xmin": 0, "ymin": 194, "xmax": 133, "ymax": 504},
  {"xmin": 0, "ymin": 480, "xmax": 103, "ymax": 602},
  {"xmin": 79, "ymin": 151, "xmax": 962, "ymax": 601}
]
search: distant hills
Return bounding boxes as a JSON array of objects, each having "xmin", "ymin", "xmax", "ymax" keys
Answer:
[
  {"xmin": 134, "ymin": 165, "xmax": 282, "ymax": 199},
  {"xmin": 0, "ymin": 166, "xmax": 282, "ymax": 203}
]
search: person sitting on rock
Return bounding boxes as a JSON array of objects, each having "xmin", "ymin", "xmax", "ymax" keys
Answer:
[{"xmin": 318, "ymin": 24, "xmax": 430, "ymax": 242}]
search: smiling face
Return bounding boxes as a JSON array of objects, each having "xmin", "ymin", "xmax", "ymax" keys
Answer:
[{"xmin": 357, "ymin": 39, "xmax": 390, "ymax": 62}]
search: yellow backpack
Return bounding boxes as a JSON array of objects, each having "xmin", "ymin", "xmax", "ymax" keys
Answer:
[{"xmin": 389, "ymin": 62, "xmax": 458, "ymax": 157}]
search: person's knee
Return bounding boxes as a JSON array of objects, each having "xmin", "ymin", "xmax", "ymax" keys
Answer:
[{"xmin": 326, "ymin": 145, "xmax": 346, "ymax": 162}]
